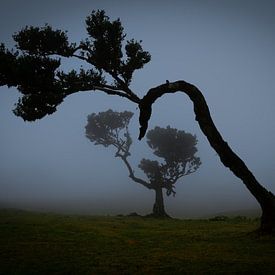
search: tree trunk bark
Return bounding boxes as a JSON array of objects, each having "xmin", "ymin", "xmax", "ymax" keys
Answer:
[
  {"xmin": 139, "ymin": 80, "xmax": 275, "ymax": 233},
  {"xmin": 152, "ymin": 187, "xmax": 169, "ymax": 218}
]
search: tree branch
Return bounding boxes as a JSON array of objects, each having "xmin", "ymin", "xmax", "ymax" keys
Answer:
[
  {"xmin": 47, "ymin": 43, "xmax": 141, "ymax": 103},
  {"xmin": 138, "ymin": 80, "xmax": 274, "ymax": 208},
  {"xmin": 66, "ymin": 83, "xmax": 139, "ymax": 103},
  {"xmin": 56, "ymin": 59, "xmax": 141, "ymax": 103},
  {"xmin": 71, "ymin": 53, "xmax": 90, "ymax": 62},
  {"xmin": 116, "ymin": 154, "xmax": 153, "ymax": 190},
  {"xmin": 108, "ymin": 71, "xmax": 141, "ymax": 103},
  {"xmin": 95, "ymin": 85, "xmax": 140, "ymax": 102}
]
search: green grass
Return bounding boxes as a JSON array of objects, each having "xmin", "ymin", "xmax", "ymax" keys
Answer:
[{"xmin": 0, "ymin": 209, "xmax": 274, "ymax": 274}]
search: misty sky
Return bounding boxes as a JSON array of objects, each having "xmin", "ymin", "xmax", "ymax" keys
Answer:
[{"xmin": 0, "ymin": 0, "xmax": 274, "ymax": 218}]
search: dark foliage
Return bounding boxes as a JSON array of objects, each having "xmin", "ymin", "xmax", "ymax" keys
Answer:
[
  {"xmin": 12, "ymin": 25, "xmax": 75, "ymax": 56},
  {"xmin": 0, "ymin": 10, "xmax": 150, "ymax": 121},
  {"xmin": 140, "ymin": 126, "xmax": 201, "ymax": 195},
  {"xmin": 85, "ymin": 110, "xmax": 201, "ymax": 201},
  {"xmin": 85, "ymin": 109, "xmax": 133, "ymax": 154},
  {"xmin": 146, "ymin": 126, "xmax": 199, "ymax": 164}
]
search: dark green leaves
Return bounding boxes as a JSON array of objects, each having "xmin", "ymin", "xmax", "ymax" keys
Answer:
[
  {"xmin": 13, "ymin": 25, "xmax": 75, "ymax": 56},
  {"xmin": 141, "ymin": 126, "xmax": 201, "ymax": 192},
  {"xmin": 85, "ymin": 10, "xmax": 125, "ymax": 73},
  {"xmin": 85, "ymin": 109, "xmax": 133, "ymax": 149},
  {"xmin": 15, "ymin": 55, "xmax": 60, "ymax": 94},
  {"xmin": 1, "ymin": 10, "xmax": 151, "ymax": 121},
  {"xmin": 56, "ymin": 69, "xmax": 105, "ymax": 94},
  {"xmin": 12, "ymin": 56, "xmax": 63, "ymax": 120},
  {"xmin": 0, "ymin": 44, "xmax": 64, "ymax": 121},
  {"xmin": 147, "ymin": 126, "xmax": 198, "ymax": 164},
  {"xmin": 13, "ymin": 91, "xmax": 64, "ymax": 121},
  {"xmin": 139, "ymin": 159, "xmax": 161, "ymax": 182},
  {"xmin": 120, "ymin": 40, "xmax": 151, "ymax": 84},
  {"xmin": 85, "ymin": 10, "xmax": 151, "ymax": 84},
  {"xmin": 0, "ymin": 44, "xmax": 18, "ymax": 87}
]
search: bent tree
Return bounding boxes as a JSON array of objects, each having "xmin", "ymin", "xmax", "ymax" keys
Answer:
[
  {"xmin": 85, "ymin": 109, "xmax": 201, "ymax": 217},
  {"xmin": 0, "ymin": 10, "xmax": 274, "ymax": 232}
]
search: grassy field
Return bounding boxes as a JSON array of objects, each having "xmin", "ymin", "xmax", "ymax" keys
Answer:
[{"xmin": 0, "ymin": 209, "xmax": 274, "ymax": 274}]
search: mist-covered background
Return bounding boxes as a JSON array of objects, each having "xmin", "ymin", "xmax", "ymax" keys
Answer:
[{"xmin": 0, "ymin": 0, "xmax": 274, "ymax": 218}]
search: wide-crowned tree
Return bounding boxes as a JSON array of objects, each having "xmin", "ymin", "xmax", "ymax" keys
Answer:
[
  {"xmin": 0, "ymin": 10, "xmax": 274, "ymax": 233},
  {"xmin": 85, "ymin": 109, "xmax": 201, "ymax": 217},
  {"xmin": 140, "ymin": 126, "xmax": 201, "ymax": 217}
]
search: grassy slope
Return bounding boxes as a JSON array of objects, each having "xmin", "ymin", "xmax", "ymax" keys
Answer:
[{"xmin": 0, "ymin": 209, "xmax": 274, "ymax": 274}]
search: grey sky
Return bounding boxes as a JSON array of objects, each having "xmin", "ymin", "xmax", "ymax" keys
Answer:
[{"xmin": 0, "ymin": 0, "xmax": 274, "ymax": 217}]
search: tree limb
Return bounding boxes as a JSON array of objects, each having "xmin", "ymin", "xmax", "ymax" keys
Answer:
[
  {"xmin": 116, "ymin": 154, "xmax": 153, "ymax": 190},
  {"xmin": 67, "ymin": 84, "xmax": 139, "ymax": 102},
  {"xmin": 108, "ymin": 71, "xmax": 141, "ymax": 103},
  {"xmin": 94, "ymin": 85, "xmax": 137, "ymax": 101},
  {"xmin": 138, "ymin": 80, "xmax": 274, "ymax": 208},
  {"xmin": 71, "ymin": 54, "xmax": 90, "ymax": 62}
]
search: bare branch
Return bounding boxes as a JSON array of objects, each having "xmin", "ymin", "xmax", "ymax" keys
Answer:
[
  {"xmin": 71, "ymin": 53, "xmax": 89, "ymax": 62},
  {"xmin": 94, "ymin": 85, "xmax": 139, "ymax": 102},
  {"xmin": 116, "ymin": 154, "xmax": 152, "ymax": 189},
  {"xmin": 138, "ymin": 80, "xmax": 272, "ymax": 209},
  {"xmin": 68, "ymin": 84, "xmax": 140, "ymax": 103}
]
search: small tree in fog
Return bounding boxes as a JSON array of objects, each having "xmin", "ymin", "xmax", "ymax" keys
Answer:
[
  {"xmin": 140, "ymin": 126, "xmax": 201, "ymax": 216},
  {"xmin": 85, "ymin": 109, "xmax": 201, "ymax": 217}
]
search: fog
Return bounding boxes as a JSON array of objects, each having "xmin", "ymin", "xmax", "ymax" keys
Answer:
[{"xmin": 0, "ymin": 0, "xmax": 274, "ymax": 218}]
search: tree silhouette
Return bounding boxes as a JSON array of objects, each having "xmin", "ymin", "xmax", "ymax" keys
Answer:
[
  {"xmin": 85, "ymin": 109, "xmax": 201, "ymax": 217},
  {"xmin": 0, "ymin": 10, "xmax": 274, "ymax": 233}
]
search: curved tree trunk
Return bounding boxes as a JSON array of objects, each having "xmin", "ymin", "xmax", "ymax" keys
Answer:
[
  {"xmin": 152, "ymin": 187, "xmax": 170, "ymax": 218},
  {"xmin": 138, "ymin": 80, "xmax": 275, "ymax": 233}
]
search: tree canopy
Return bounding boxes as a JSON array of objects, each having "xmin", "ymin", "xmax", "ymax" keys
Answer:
[
  {"xmin": 85, "ymin": 109, "xmax": 133, "ymax": 156},
  {"xmin": 85, "ymin": 110, "xmax": 201, "ymax": 216},
  {"xmin": 139, "ymin": 126, "xmax": 201, "ymax": 195},
  {"xmin": 0, "ymin": 10, "xmax": 150, "ymax": 121}
]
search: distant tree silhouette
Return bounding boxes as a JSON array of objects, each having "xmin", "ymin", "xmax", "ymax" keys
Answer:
[
  {"xmin": 0, "ymin": 10, "xmax": 274, "ymax": 233},
  {"xmin": 85, "ymin": 109, "xmax": 201, "ymax": 217}
]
